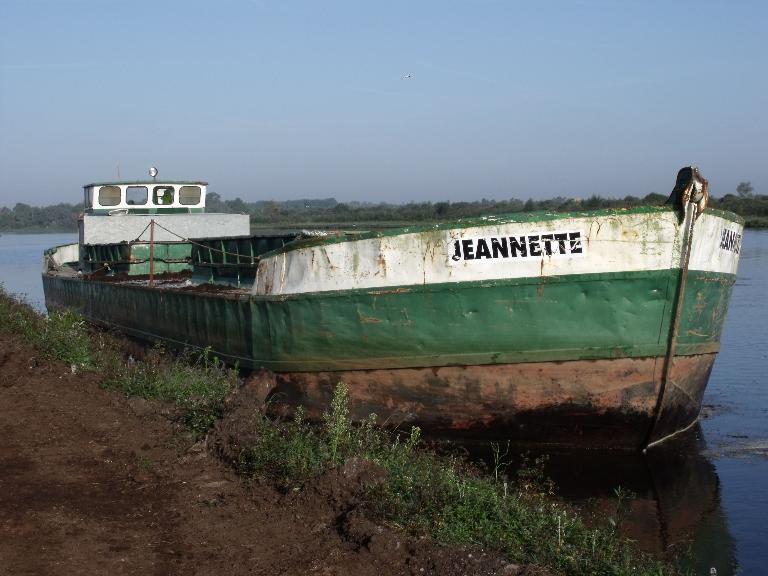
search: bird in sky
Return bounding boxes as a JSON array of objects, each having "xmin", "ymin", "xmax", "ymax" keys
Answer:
[{"xmin": 402, "ymin": 73, "xmax": 413, "ymax": 80}]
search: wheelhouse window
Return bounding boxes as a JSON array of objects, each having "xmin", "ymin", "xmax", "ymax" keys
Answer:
[
  {"xmin": 97, "ymin": 185, "xmax": 121, "ymax": 207},
  {"xmin": 126, "ymin": 186, "xmax": 148, "ymax": 205},
  {"xmin": 84, "ymin": 187, "xmax": 94, "ymax": 208},
  {"xmin": 179, "ymin": 185, "xmax": 202, "ymax": 206},
  {"xmin": 153, "ymin": 186, "xmax": 175, "ymax": 206}
]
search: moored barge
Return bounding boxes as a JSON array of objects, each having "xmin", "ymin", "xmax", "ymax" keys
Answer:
[{"xmin": 43, "ymin": 167, "xmax": 743, "ymax": 449}]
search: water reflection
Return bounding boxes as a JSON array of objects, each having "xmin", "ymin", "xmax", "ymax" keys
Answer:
[{"xmin": 452, "ymin": 427, "xmax": 736, "ymax": 574}]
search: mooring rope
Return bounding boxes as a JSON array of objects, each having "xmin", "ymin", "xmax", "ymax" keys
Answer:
[
  {"xmin": 644, "ymin": 199, "xmax": 701, "ymax": 450},
  {"xmin": 131, "ymin": 221, "xmax": 153, "ymax": 243}
]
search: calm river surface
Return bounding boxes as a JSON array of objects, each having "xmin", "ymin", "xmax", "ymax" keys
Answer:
[{"xmin": 1, "ymin": 231, "xmax": 766, "ymax": 574}]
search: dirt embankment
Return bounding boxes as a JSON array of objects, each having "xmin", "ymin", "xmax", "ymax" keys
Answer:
[{"xmin": 0, "ymin": 333, "xmax": 528, "ymax": 576}]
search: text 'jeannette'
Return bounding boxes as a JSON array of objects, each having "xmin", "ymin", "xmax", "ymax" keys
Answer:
[
  {"xmin": 450, "ymin": 231, "xmax": 584, "ymax": 262},
  {"xmin": 719, "ymin": 228, "xmax": 741, "ymax": 254}
]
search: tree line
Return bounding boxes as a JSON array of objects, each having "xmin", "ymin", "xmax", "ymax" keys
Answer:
[{"xmin": 2, "ymin": 182, "xmax": 765, "ymax": 232}]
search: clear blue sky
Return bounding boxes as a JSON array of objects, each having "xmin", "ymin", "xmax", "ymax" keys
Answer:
[{"xmin": 0, "ymin": 0, "xmax": 765, "ymax": 206}]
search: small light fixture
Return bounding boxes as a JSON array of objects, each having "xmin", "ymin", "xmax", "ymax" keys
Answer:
[{"xmin": 149, "ymin": 166, "xmax": 158, "ymax": 181}]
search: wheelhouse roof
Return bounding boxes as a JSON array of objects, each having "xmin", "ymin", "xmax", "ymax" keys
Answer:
[{"xmin": 84, "ymin": 180, "xmax": 208, "ymax": 188}]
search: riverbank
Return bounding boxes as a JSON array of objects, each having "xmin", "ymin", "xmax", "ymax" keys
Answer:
[
  {"xmin": 0, "ymin": 290, "xmax": 683, "ymax": 575},
  {"xmin": 2, "ymin": 191, "xmax": 766, "ymax": 235}
]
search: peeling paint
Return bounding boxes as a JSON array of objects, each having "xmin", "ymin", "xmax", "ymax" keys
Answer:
[
  {"xmin": 253, "ymin": 210, "xmax": 737, "ymax": 297},
  {"xmin": 268, "ymin": 354, "xmax": 716, "ymax": 449}
]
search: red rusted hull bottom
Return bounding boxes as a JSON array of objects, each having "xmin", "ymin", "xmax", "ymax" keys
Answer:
[{"xmin": 263, "ymin": 354, "xmax": 716, "ymax": 450}]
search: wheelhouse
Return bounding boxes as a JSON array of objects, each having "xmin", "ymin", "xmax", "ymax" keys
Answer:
[{"xmin": 83, "ymin": 181, "xmax": 208, "ymax": 214}]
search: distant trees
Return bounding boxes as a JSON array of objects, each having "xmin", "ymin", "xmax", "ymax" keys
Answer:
[
  {"xmin": 737, "ymin": 182, "xmax": 754, "ymax": 199},
  {"xmin": 644, "ymin": 193, "xmax": 667, "ymax": 204},
  {"xmin": 523, "ymin": 199, "xmax": 535, "ymax": 211},
  {"xmin": 0, "ymin": 202, "xmax": 81, "ymax": 232},
  {"xmin": 2, "ymin": 182, "xmax": 765, "ymax": 232},
  {"xmin": 710, "ymin": 181, "xmax": 766, "ymax": 227}
]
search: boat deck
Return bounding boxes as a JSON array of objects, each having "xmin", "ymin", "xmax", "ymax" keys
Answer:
[{"xmin": 46, "ymin": 268, "xmax": 250, "ymax": 296}]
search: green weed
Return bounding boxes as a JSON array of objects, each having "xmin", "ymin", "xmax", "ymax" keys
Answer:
[
  {"xmin": 0, "ymin": 287, "xmax": 42, "ymax": 340},
  {"xmin": 39, "ymin": 309, "xmax": 95, "ymax": 368},
  {"xmin": 237, "ymin": 406, "xmax": 327, "ymax": 486}
]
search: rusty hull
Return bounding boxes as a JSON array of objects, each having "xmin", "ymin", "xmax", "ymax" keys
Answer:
[{"xmin": 263, "ymin": 353, "xmax": 716, "ymax": 450}]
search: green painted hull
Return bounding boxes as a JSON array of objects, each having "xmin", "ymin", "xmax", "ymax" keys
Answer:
[
  {"xmin": 42, "ymin": 270, "xmax": 733, "ymax": 371},
  {"xmin": 42, "ymin": 267, "xmax": 735, "ymax": 448}
]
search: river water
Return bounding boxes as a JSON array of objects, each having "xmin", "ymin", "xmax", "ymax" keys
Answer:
[{"xmin": 1, "ymin": 231, "xmax": 766, "ymax": 574}]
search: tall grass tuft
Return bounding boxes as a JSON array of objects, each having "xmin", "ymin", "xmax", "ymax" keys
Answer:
[{"xmin": 323, "ymin": 381, "xmax": 352, "ymax": 464}]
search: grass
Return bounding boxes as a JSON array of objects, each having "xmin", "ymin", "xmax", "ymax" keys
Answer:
[
  {"xmin": 0, "ymin": 286, "xmax": 95, "ymax": 369},
  {"xmin": 0, "ymin": 288, "xmax": 683, "ymax": 575},
  {"xmin": 0, "ymin": 286, "xmax": 237, "ymax": 438},
  {"xmin": 103, "ymin": 345, "xmax": 238, "ymax": 438},
  {"xmin": 236, "ymin": 383, "xmax": 683, "ymax": 576}
]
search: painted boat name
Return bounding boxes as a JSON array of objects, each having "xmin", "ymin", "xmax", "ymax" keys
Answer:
[
  {"xmin": 719, "ymin": 228, "xmax": 741, "ymax": 255},
  {"xmin": 450, "ymin": 231, "xmax": 584, "ymax": 262}
]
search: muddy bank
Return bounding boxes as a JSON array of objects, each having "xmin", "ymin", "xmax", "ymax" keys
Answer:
[{"xmin": 0, "ymin": 333, "xmax": 529, "ymax": 576}]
